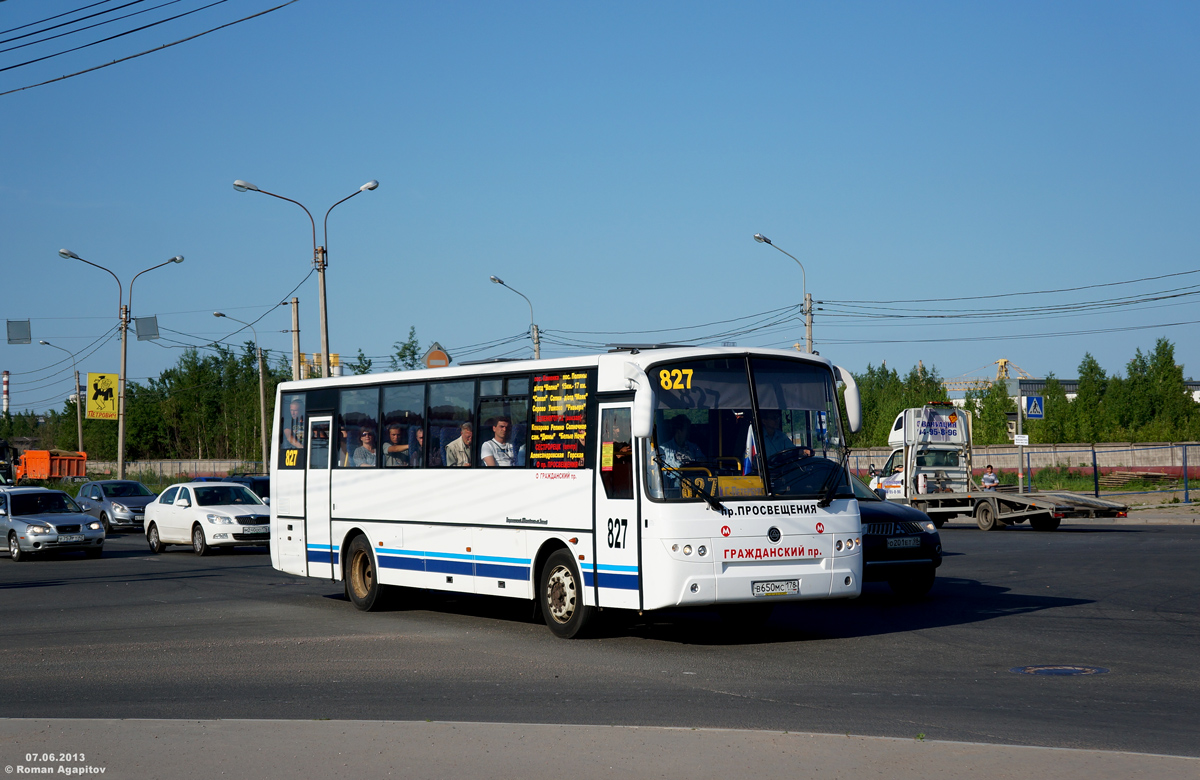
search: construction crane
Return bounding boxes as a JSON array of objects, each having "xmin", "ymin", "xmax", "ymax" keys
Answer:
[{"xmin": 941, "ymin": 359, "xmax": 1033, "ymax": 392}]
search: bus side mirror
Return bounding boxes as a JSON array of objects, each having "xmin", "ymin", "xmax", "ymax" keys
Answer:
[
  {"xmin": 836, "ymin": 365, "xmax": 862, "ymax": 433},
  {"xmin": 624, "ymin": 362, "xmax": 654, "ymax": 439}
]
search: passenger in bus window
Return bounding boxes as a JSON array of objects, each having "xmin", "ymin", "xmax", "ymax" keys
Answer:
[
  {"xmin": 353, "ymin": 428, "xmax": 378, "ymax": 467},
  {"xmin": 407, "ymin": 428, "xmax": 427, "ymax": 468},
  {"xmin": 482, "ymin": 416, "xmax": 516, "ymax": 467},
  {"xmin": 383, "ymin": 424, "xmax": 407, "ymax": 466},
  {"xmin": 337, "ymin": 426, "xmax": 354, "ymax": 467},
  {"xmin": 445, "ymin": 422, "xmax": 473, "ymax": 467},
  {"xmin": 283, "ymin": 397, "xmax": 305, "ymax": 449}
]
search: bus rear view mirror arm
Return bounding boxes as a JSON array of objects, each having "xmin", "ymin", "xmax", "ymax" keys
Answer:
[
  {"xmin": 836, "ymin": 365, "xmax": 862, "ymax": 434},
  {"xmin": 624, "ymin": 362, "xmax": 654, "ymax": 439}
]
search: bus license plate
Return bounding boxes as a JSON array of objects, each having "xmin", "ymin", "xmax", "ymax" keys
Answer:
[
  {"xmin": 752, "ymin": 579, "xmax": 799, "ymax": 597},
  {"xmin": 58, "ymin": 535, "xmax": 85, "ymax": 543},
  {"xmin": 887, "ymin": 538, "xmax": 920, "ymax": 548}
]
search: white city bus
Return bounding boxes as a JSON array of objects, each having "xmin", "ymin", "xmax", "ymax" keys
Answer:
[{"xmin": 269, "ymin": 346, "xmax": 864, "ymax": 638}]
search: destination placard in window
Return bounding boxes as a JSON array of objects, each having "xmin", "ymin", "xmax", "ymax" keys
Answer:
[{"xmin": 530, "ymin": 371, "xmax": 590, "ymax": 469}]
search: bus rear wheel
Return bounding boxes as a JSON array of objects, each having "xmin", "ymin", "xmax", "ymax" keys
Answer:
[
  {"xmin": 346, "ymin": 536, "xmax": 384, "ymax": 611},
  {"xmin": 540, "ymin": 549, "xmax": 591, "ymax": 639}
]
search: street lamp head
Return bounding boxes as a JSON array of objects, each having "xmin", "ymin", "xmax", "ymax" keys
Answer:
[
  {"xmin": 213, "ymin": 312, "xmax": 226, "ymax": 318},
  {"xmin": 753, "ymin": 233, "xmax": 771, "ymax": 245},
  {"xmin": 39, "ymin": 340, "xmax": 49, "ymax": 345},
  {"xmin": 170, "ymin": 255, "xmax": 184, "ymax": 264},
  {"xmin": 360, "ymin": 180, "xmax": 379, "ymax": 192},
  {"xmin": 233, "ymin": 180, "xmax": 260, "ymax": 193},
  {"xmin": 490, "ymin": 275, "xmax": 504, "ymax": 285},
  {"xmin": 59, "ymin": 248, "xmax": 82, "ymax": 260}
]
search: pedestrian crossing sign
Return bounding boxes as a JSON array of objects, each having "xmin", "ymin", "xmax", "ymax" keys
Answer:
[{"xmin": 1025, "ymin": 395, "xmax": 1044, "ymax": 419}]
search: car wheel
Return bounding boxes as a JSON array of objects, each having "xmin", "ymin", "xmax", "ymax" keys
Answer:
[
  {"xmin": 1030, "ymin": 513, "xmax": 1061, "ymax": 532},
  {"xmin": 888, "ymin": 566, "xmax": 936, "ymax": 598},
  {"xmin": 147, "ymin": 523, "xmax": 165, "ymax": 553},
  {"xmin": 539, "ymin": 549, "xmax": 592, "ymax": 639},
  {"xmin": 85, "ymin": 546, "xmax": 103, "ymax": 559},
  {"xmin": 975, "ymin": 500, "xmax": 1001, "ymax": 531},
  {"xmin": 192, "ymin": 524, "xmax": 211, "ymax": 556},
  {"xmin": 99, "ymin": 512, "xmax": 111, "ymax": 534},
  {"xmin": 8, "ymin": 532, "xmax": 24, "ymax": 562},
  {"xmin": 345, "ymin": 535, "xmax": 384, "ymax": 611}
]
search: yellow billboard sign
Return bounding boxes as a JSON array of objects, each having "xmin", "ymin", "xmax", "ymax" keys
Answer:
[{"xmin": 86, "ymin": 373, "xmax": 119, "ymax": 420}]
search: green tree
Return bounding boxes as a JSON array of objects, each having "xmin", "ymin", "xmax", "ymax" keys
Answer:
[
  {"xmin": 390, "ymin": 327, "xmax": 421, "ymax": 371},
  {"xmin": 966, "ymin": 380, "xmax": 1014, "ymax": 445},
  {"xmin": 347, "ymin": 349, "xmax": 373, "ymax": 375},
  {"xmin": 1070, "ymin": 353, "xmax": 1109, "ymax": 443}
]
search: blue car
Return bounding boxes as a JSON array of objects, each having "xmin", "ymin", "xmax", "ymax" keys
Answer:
[{"xmin": 852, "ymin": 476, "xmax": 942, "ymax": 597}]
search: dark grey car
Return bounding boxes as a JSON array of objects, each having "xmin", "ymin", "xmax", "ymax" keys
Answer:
[{"xmin": 76, "ymin": 480, "xmax": 158, "ymax": 533}]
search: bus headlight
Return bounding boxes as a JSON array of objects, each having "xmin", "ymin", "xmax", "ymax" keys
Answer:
[
  {"xmin": 835, "ymin": 540, "xmax": 843, "ymax": 552},
  {"xmin": 697, "ymin": 545, "xmax": 707, "ymax": 557},
  {"xmin": 206, "ymin": 514, "xmax": 233, "ymax": 525},
  {"xmin": 683, "ymin": 545, "xmax": 693, "ymax": 556}
]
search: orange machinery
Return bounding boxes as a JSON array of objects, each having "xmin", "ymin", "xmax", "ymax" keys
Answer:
[{"xmin": 13, "ymin": 449, "xmax": 87, "ymax": 482}]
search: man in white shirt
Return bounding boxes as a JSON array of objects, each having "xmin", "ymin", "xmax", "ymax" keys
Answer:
[
  {"xmin": 981, "ymin": 464, "xmax": 999, "ymax": 490},
  {"xmin": 482, "ymin": 416, "xmax": 516, "ymax": 467}
]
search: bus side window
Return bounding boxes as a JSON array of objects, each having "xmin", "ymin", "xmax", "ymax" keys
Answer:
[
  {"xmin": 382, "ymin": 384, "xmax": 426, "ymax": 468},
  {"xmin": 338, "ymin": 387, "xmax": 380, "ymax": 468},
  {"xmin": 477, "ymin": 378, "xmax": 531, "ymax": 468},
  {"xmin": 600, "ymin": 408, "xmax": 633, "ymax": 499},
  {"xmin": 429, "ymin": 381, "xmax": 474, "ymax": 468}
]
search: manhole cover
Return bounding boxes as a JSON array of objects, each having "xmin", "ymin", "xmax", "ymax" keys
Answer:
[{"xmin": 1010, "ymin": 665, "xmax": 1109, "ymax": 676}]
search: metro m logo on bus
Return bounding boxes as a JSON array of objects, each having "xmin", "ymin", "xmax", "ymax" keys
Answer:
[
  {"xmin": 720, "ymin": 525, "xmax": 731, "ymax": 537},
  {"xmin": 815, "ymin": 522, "xmax": 824, "ymax": 534}
]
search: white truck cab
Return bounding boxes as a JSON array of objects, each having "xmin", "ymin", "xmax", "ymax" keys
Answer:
[{"xmin": 869, "ymin": 404, "xmax": 972, "ymax": 499}]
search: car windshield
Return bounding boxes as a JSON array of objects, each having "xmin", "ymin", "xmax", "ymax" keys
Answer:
[
  {"xmin": 11, "ymin": 492, "xmax": 81, "ymax": 515},
  {"xmin": 644, "ymin": 356, "xmax": 849, "ymax": 501},
  {"xmin": 851, "ymin": 474, "xmax": 881, "ymax": 502},
  {"xmin": 101, "ymin": 482, "xmax": 154, "ymax": 498},
  {"xmin": 193, "ymin": 485, "xmax": 263, "ymax": 507}
]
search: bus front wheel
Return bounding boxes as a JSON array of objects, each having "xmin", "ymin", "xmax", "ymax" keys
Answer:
[
  {"xmin": 346, "ymin": 536, "xmax": 384, "ymax": 611},
  {"xmin": 540, "ymin": 549, "xmax": 592, "ymax": 639}
]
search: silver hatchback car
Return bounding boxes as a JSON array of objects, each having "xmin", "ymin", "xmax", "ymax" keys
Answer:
[
  {"xmin": 1, "ymin": 487, "xmax": 106, "ymax": 560},
  {"xmin": 76, "ymin": 480, "xmax": 158, "ymax": 532}
]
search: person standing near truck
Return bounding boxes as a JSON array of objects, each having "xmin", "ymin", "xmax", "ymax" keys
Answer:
[{"xmin": 981, "ymin": 464, "xmax": 999, "ymax": 490}]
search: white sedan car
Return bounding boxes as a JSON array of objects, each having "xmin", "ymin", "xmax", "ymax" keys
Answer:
[{"xmin": 144, "ymin": 482, "xmax": 270, "ymax": 556}]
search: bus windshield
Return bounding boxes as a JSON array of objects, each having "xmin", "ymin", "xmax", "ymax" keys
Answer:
[{"xmin": 644, "ymin": 356, "xmax": 848, "ymax": 502}]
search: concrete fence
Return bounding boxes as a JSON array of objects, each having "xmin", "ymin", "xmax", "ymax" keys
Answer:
[
  {"xmin": 86, "ymin": 460, "xmax": 264, "ymax": 479},
  {"xmin": 849, "ymin": 442, "xmax": 1200, "ymax": 477}
]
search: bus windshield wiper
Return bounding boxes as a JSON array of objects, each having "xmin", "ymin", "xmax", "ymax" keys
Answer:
[
  {"xmin": 653, "ymin": 454, "xmax": 726, "ymax": 513},
  {"xmin": 817, "ymin": 446, "xmax": 850, "ymax": 508}
]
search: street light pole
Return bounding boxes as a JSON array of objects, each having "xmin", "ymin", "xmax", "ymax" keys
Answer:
[
  {"xmin": 489, "ymin": 276, "xmax": 540, "ymax": 359},
  {"xmin": 214, "ymin": 312, "xmax": 269, "ymax": 470},
  {"xmin": 753, "ymin": 234, "xmax": 812, "ymax": 353},
  {"xmin": 39, "ymin": 340, "xmax": 83, "ymax": 453},
  {"xmin": 234, "ymin": 179, "xmax": 378, "ymax": 378},
  {"xmin": 60, "ymin": 249, "xmax": 184, "ymax": 479}
]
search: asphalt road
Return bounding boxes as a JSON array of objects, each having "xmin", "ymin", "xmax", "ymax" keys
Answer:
[{"xmin": 1, "ymin": 523, "xmax": 1196, "ymax": 757}]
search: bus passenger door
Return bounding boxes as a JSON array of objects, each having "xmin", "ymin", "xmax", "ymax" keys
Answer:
[
  {"xmin": 305, "ymin": 416, "xmax": 334, "ymax": 579},
  {"xmin": 593, "ymin": 405, "xmax": 640, "ymax": 609}
]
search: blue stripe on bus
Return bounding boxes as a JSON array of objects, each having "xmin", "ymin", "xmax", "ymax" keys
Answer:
[
  {"xmin": 597, "ymin": 571, "xmax": 640, "ymax": 590},
  {"xmin": 307, "ymin": 550, "xmax": 337, "ymax": 564},
  {"xmin": 476, "ymin": 562, "xmax": 531, "ymax": 580},
  {"xmin": 426, "ymin": 557, "xmax": 476, "ymax": 577},
  {"xmin": 378, "ymin": 555, "xmax": 425, "ymax": 572}
]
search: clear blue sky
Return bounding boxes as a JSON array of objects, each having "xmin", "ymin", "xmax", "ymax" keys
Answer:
[{"xmin": 3, "ymin": 1, "xmax": 1198, "ymax": 412}]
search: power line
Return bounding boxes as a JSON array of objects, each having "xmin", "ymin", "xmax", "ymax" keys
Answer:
[
  {"xmin": 0, "ymin": 0, "xmax": 232, "ymax": 73},
  {"xmin": 0, "ymin": 0, "xmax": 119, "ymax": 37},
  {"xmin": 826, "ymin": 268, "xmax": 1200, "ymax": 305},
  {"xmin": 1, "ymin": 0, "xmax": 185, "ymax": 55},
  {"xmin": 0, "ymin": 0, "xmax": 301, "ymax": 97}
]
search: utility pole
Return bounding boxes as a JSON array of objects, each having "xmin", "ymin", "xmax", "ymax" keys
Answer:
[
  {"xmin": 290, "ymin": 297, "xmax": 301, "ymax": 381},
  {"xmin": 804, "ymin": 292, "xmax": 813, "ymax": 354},
  {"xmin": 1017, "ymin": 385, "xmax": 1024, "ymax": 494}
]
